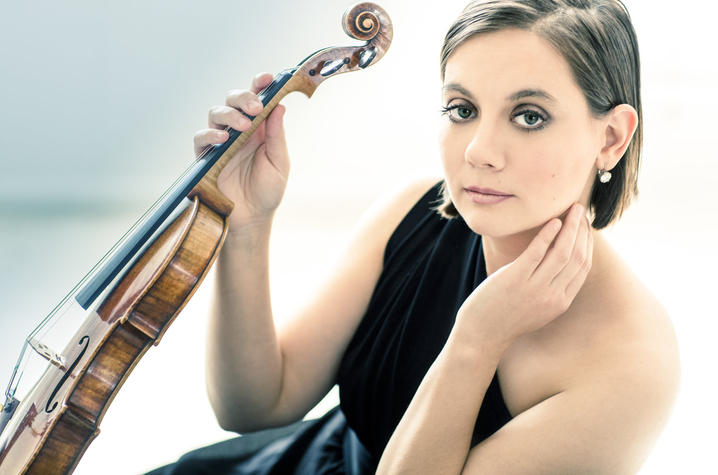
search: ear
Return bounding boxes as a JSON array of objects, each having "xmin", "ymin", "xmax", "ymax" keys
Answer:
[{"xmin": 596, "ymin": 104, "xmax": 638, "ymax": 170}]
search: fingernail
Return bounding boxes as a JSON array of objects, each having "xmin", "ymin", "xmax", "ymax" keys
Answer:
[{"xmin": 249, "ymin": 99, "xmax": 262, "ymax": 109}]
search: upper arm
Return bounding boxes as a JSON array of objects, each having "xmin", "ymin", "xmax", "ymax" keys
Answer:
[
  {"xmin": 270, "ymin": 176, "xmax": 442, "ymax": 425},
  {"xmin": 463, "ymin": 336, "xmax": 681, "ymax": 475}
]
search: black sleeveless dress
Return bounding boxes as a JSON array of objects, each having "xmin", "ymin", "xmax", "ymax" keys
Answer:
[{"xmin": 148, "ymin": 181, "xmax": 513, "ymax": 474}]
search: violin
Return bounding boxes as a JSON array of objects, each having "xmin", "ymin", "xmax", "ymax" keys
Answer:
[{"xmin": 0, "ymin": 3, "xmax": 392, "ymax": 473}]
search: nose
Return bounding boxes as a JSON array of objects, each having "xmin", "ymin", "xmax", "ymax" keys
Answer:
[{"xmin": 464, "ymin": 122, "xmax": 505, "ymax": 170}]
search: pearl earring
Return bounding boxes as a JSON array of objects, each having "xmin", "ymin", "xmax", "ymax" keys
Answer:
[{"xmin": 597, "ymin": 168, "xmax": 612, "ymax": 183}]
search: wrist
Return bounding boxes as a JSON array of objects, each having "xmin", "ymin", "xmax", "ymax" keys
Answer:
[
  {"xmin": 222, "ymin": 215, "xmax": 274, "ymax": 253},
  {"xmin": 227, "ymin": 208, "xmax": 274, "ymax": 229},
  {"xmin": 448, "ymin": 311, "xmax": 511, "ymax": 365},
  {"xmin": 227, "ymin": 211, "xmax": 274, "ymax": 234}
]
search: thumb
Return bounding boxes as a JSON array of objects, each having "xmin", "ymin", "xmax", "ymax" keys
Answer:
[
  {"xmin": 263, "ymin": 104, "xmax": 289, "ymax": 170},
  {"xmin": 265, "ymin": 105, "xmax": 287, "ymax": 148}
]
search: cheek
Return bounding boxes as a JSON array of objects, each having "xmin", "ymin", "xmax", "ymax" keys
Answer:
[
  {"xmin": 518, "ymin": 146, "xmax": 560, "ymax": 183},
  {"xmin": 523, "ymin": 140, "xmax": 594, "ymax": 203},
  {"xmin": 437, "ymin": 127, "xmax": 449, "ymax": 163},
  {"xmin": 438, "ymin": 127, "xmax": 464, "ymax": 171}
]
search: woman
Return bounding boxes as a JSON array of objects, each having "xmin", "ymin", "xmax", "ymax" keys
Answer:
[{"xmin": 152, "ymin": 0, "xmax": 679, "ymax": 473}]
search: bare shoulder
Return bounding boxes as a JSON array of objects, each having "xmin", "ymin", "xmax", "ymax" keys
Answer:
[
  {"xmin": 330, "ymin": 174, "xmax": 443, "ymax": 282},
  {"xmin": 568, "ymin": 234, "xmax": 681, "ymax": 465},
  {"xmin": 477, "ymin": 234, "xmax": 681, "ymax": 473},
  {"xmin": 564, "ymin": 233, "xmax": 681, "ymax": 384},
  {"xmin": 336, "ymin": 174, "xmax": 444, "ymax": 286},
  {"xmin": 353, "ymin": 176, "xmax": 443, "ymax": 242},
  {"xmin": 590, "ymin": 234, "xmax": 679, "ymax": 370}
]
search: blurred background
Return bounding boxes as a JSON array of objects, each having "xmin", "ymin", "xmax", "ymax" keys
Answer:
[{"xmin": 0, "ymin": 0, "xmax": 715, "ymax": 473}]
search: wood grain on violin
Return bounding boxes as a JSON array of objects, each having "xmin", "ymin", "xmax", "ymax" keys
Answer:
[{"xmin": 0, "ymin": 2, "xmax": 392, "ymax": 473}]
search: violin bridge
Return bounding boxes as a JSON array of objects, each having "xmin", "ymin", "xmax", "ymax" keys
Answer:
[
  {"xmin": 1, "ymin": 395, "xmax": 20, "ymax": 435},
  {"xmin": 29, "ymin": 338, "xmax": 67, "ymax": 371}
]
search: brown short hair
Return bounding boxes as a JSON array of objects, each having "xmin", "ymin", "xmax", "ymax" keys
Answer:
[{"xmin": 436, "ymin": 0, "xmax": 642, "ymax": 229}]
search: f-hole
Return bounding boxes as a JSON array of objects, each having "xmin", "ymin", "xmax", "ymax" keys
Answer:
[{"xmin": 45, "ymin": 335, "xmax": 90, "ymax": 414}]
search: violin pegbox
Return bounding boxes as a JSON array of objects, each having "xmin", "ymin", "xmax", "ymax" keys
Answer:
[{"xmin": 286, "ymin": 2, "xmax": 392, "ymax": 98}]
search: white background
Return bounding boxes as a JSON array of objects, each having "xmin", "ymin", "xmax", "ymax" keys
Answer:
[{"xmin": 0, "ymin": 1, "xmax": 715, "ymax": 473}]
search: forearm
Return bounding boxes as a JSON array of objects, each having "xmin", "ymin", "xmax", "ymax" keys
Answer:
[
  {"xmin": 377, "ymin": 315, "xmax": 507, "ymax": 475},
  {"xmin": 206, "ymin": 218, "xmax": 284, "ymax": 431}
]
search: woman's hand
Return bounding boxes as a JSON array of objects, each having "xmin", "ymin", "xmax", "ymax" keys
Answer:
[
  {"xmin": 457, "ymin": 202, "xmax": 593, "ymax": 351},
  {"xmin": 193, "ymin": 72, "xmax": 290, "ymax": 227}
]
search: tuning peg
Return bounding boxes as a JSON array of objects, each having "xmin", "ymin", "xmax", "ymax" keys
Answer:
[
  {"xmin": 359, "ymin": 47, "xmax": 377, "ymax": 68},
  {"xmin": 320, "ymin": 58, "xmax": 347, "ymax": 76}
]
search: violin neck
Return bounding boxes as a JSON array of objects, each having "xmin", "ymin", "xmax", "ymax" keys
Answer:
[{"xmin": 74, "ymin": 70, "xmax": 296, "ymax": 310}]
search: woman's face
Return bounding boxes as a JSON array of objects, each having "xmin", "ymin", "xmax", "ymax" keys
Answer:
[{"xmin": 439, "ymin": 28, "xmax": 604, "ymax": 237}]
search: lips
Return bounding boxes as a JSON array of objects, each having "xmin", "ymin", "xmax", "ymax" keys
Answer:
[
  {"xmin": 464, "ymin": 186, "xmax": 514, "ymax": 205},
  {"xmin": 464, "ymin": 186, "xmax": 512, "ymax": 197}
]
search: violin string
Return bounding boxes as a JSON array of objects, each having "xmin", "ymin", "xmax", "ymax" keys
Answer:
[
  {"xmin": 28, "ymin": 124, "xmax": 238, "ymax": 343},
  {"xmin": 197, "ymin": 124, "xmax": 232, "ymax": 161},
  {"xmin": 11, "ymin": 153, "xmax": 210, "ymax": 398},
  {"xmin": 27, "ymin": 151, "xmax": 210, "ymax": 344},
  {"xmin": 12, "ymin": 105, "xmax": 255, "ymax": 397},
  {"xmin": 18, "ymin": 121, "xmax": 246, "ymax": 395}
]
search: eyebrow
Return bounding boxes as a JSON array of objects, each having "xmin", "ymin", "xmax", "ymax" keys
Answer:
[{"xmin": 442, "ymin": 83, "xmax": 557, "ymax": 103}]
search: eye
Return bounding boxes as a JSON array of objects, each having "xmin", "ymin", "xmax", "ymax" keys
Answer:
[
  {"xmin": 440, "ymin": 103, "xmax": 476, "ymax": 123},
  {"xmin": 512, "ymin": 109, "xmax": 548, "ymax": 131},
  {"xmin": 440, "ymin": 102, "xmax": 550, "ymax": 131}
]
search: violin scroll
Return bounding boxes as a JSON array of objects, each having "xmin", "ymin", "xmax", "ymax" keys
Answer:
[
  {"xmin": 285, "ymin": 2, "xmax": 392, "ymax": 99},
  {"xmin": 195, "ymin": 2, "xmax": 392, "ymax": 192},
  {"xmin": 342, "ymin": 2, "xmax": 383, "ymax": 41}
]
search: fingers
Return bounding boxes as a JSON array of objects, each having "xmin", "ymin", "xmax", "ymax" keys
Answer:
[
  {"xmin": 224, "ymin": 90, "xmax": 263, "ymax": 120},
  {"xmin": 221, "ymin": 72, "xmax": 273, "ymax": 121},
  {"xmin": 550, "ymin": 207, "xmax": 589, "ymax": 283},
  {"xmin": 564, "ymin": 215, "xmax": 593, "ymax": 297},
  {"xmin": 516, "ymin": 203, "xmax": 593, "ymax": 319},
  {"xmin": 214, "ymin": 72, "xmax": 274, "ymax": 129},
  {"xmin": 250, "ymin": 72, "xmax": 274, "ymax": 94},
  {"xmin": 194, "ymin": 100, "xmax": 258, "ymax": 159},
  {"xmin": 517, "ymin": 218, "xmax": 563, "ymax": 276},
  {"xmin": 193, "ymin": 72, "xmax": 274, "ymax": 158},
  {"xmin": 530, "ymin": 202, "xmax": 593, "ymax": 302},
  {"xmin": 208, "ymin": 105, "xmax": 253, "ymax": 130},
  {"xmin": 194, "ymin": 128, "xmax": 229, "ymax": 157},
  {"xmin": 532, "ymin": 203, "xmax": 584, "ymax": 282}
]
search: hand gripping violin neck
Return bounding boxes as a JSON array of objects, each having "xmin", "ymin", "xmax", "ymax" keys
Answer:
[{"xmin": 0, "ymin": 3, "xmax": 391, "ymax": 473}]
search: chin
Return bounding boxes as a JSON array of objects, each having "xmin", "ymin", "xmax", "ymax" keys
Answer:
[
  {"xmin": 456, "ymin": 208, "xmax": 518, "ymax": 237},
  {"xmin": 456, "ymin": 202, "xmax": 549, "ymax": 239}
]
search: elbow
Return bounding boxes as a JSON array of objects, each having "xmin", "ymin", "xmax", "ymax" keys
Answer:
[
  {"xmin": 216, "ymin": 413, "xmax": 246, "ymax": 433},
  {"xmin": 206, "ymin": 383, "xmax": 283, "ymax": 433},
  {"xmin": 209, "ymin": 397, "xmax": 256, "ymax": 433},
  {"xmin": 206, "ymin": 381, "xmax": 247, "ymax": 433},
  {"xmin": 204, "ymin": 359, "xmax": 290, "ymax": 432},
  {"xmin": 212, "ymin": 406, "xmax": 288, "ymax": 434},
  {"xmin": 215, "ymin": 413, "xmax": 238, "ymax": 433},
  {"xmin": 207, "ymin": 389, "xmax": 240, "ymax": 432}
]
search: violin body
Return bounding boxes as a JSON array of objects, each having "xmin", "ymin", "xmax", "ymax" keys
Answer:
[
  {"xmin": 0, "ymin": 3, "xmax": 391, "ymax": 473},
  {"xmin": 0, "ymin": 198, "xmax": 227, "ymax": 473}
]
